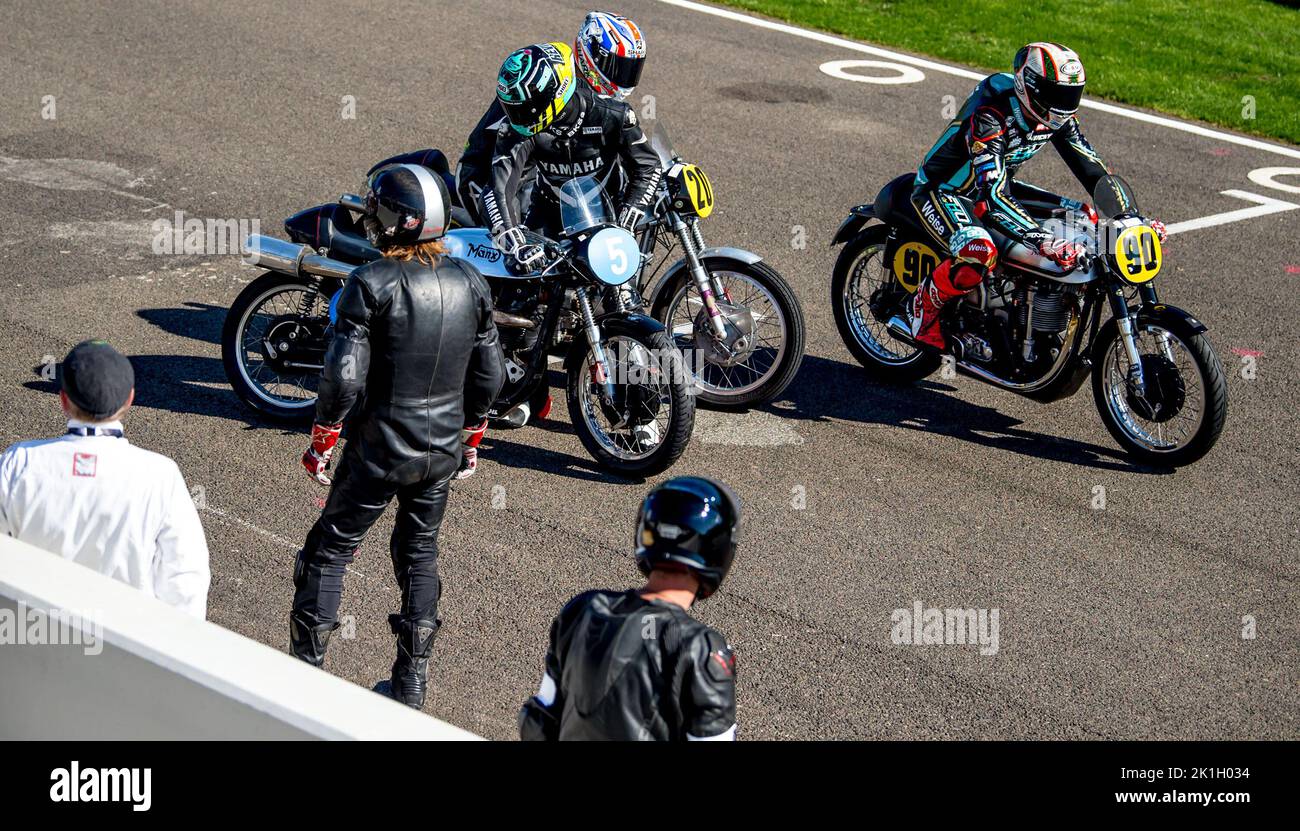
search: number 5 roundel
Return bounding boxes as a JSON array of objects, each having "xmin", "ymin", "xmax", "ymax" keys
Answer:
[{"xmin": 587, "ymin": 227, "xmax": 640, "ymax": 285}]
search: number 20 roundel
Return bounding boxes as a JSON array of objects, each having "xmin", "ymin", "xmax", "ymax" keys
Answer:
[{"xmin": 667, "ymin": 162, "xmax": 715, "ymax": 219}]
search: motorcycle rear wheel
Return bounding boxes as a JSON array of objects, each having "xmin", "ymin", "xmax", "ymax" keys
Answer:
[
  {"xmin": 831, "ymin": 226, "xmax": 941, "ymax": 383},
  {"xmin": 221, "ymin": 271, "xmax": 331, "ymax": 422}
]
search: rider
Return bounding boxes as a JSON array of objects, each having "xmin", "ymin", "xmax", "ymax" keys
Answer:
[
  {"xmin": 519, "ymin": 476, "xmax": 740, "ymax": 741},
  {"xmin": 480, "ymin": 40, "xmax": 661, "ymax": 271},
  {"xmin": 455, "ymin": 11, "xmax": 648, "ymax": 225},
  {"xmin": 291, "ymin": 163, "xmax": 504, "ymax": 709},
  {"xmin": 907, "ymin": 42, "xmax": 1166, "ymax": 350}
]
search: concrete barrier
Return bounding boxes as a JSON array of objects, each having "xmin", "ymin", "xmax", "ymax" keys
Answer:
[{"xmin": 0, "ymin": 536, "xmax": 480, "ymax": 740}]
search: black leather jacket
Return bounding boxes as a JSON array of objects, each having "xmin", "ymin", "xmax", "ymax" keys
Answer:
[
  {"xmin": 916, "ymin": 72, "xmax": 1109, "ymax": 246},
  {"xmin": 315, "ymin": 255, "xmax": 504, "ymax": 484},
  {"xmin": 482, "ymin": 87, "xmax": 661, "ymax": 235},
  {"xmin": 519, "ymin": 589, "xmax": 737, "ymax": 741}
]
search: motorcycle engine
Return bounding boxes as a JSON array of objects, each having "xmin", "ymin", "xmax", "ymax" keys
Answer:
[
  {"xmin": 1014, "ymin": 285, "xmax": 1074, "ymax": 334},
  {"xmin": 495, "ymin": 283, "xmax": 544, "ymax": 353}
]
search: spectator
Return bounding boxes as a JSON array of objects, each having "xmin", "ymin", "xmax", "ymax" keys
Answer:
[
  {"xmin": 0, "ymin": 340, "xmax": 210, "ymax": 619},
  {"xmin": 519, "ymin": 476, "xmax": 740, "ymax": 741}
]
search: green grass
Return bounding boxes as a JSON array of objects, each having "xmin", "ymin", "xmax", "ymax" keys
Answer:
[{"xmin": 714, "ymin": 0, "xmax": 1300, "ymax": 145}]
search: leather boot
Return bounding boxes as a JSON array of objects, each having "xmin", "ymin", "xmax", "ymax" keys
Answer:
[
  {"xmin": 387, "ymin": 614, "xmax": 440, "ymax": 709},
  {"xmin": 289, "ymin": 613, "xmax": 338, "ymax": 668}
]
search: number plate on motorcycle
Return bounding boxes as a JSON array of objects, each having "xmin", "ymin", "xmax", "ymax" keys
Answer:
[
  {"xmin": 891, "ymin": 241, "xmax": 939, "ymax": 293},
  {"xmin": 667, "ymin": 163, "xmax": 715, "ymax": 219},
  {"xmin": 1113, "ymin": 224, "xmax": 1162, "ymax": 284}
]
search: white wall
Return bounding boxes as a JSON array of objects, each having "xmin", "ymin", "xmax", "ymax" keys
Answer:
[{"xmin": 0, "ymin": 536, "xmax": 480, "ymax": 740}]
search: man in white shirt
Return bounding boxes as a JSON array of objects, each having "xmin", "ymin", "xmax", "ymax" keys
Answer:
[{"xmin": 0, "ymin": 340, "xmax": 210, "ymax": 619}]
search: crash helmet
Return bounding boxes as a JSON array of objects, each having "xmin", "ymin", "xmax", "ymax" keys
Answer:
[
  {"xmin": 574, "ymin": 11, "xmax": 647, "ymax": 100},
  {"xmin": 949, "ymin": 226, "xmax": 998, "ymax": 274},
  {"xmin": 362, "ymin": 163, "xmax": 450, "ymax": 248},
  {"xmin": 1013, "ymin": 42, "xmax": 1086, "ymax": 131},
  {"xmin": 496, "ymin": 42, "xmax": 578, "ymax": 136},
  {"xmin": 635, "ymin": 477, "xmax": 740, "ymax": 599}
]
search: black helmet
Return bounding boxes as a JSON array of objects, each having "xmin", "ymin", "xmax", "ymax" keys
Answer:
[
  {"xmin": 362, "ymin": 163, "xmax": 450, "ymax": 248},
  {"xmin": 635, "ymin": 476, "xmax": 740, "ymax": 599}
]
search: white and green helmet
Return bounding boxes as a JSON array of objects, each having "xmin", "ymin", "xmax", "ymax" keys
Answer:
[{"xmin": 1013, "ymin": 42, "xmax": 1086, "ymax": 130}]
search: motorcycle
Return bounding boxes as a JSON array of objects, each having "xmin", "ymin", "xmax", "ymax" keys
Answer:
[
  {"xmin": 223, "ymin": 155, "xmax": 695, "ymax": 476},
  {"xmin": 631, "ymin": 119, "xmax": 806, "ymax": 410},
  {"xmin": 830, "ymin": 173, "xmax": 1226, "ymax": 467}
]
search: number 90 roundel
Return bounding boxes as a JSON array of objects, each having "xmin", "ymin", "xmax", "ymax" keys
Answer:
[{"xmin": 666, "ymin": 162, "xmax": 715, "ymax": 219}]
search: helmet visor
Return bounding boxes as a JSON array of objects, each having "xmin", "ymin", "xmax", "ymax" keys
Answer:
[
  {"xmin": 597, "ymin": 52, "xmax": 644, "ymax": 91},
  {"xmin": 1037, "ymin": 82, "xmax": 1083, "ymax": 116},
  {"xmin": 500, "ymin": 98, "xmax": 554, "ymax": 136}
]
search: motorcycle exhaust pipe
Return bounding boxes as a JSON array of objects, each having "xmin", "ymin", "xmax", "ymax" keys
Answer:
[
  {"xmin": 886, "ymin": 315, "xmax": 915, "ymax": 343},
  {"xmin": 492, "ymin": 311, "xmax": 536, "ymax": 329},
  {"xmin": 242, "ymin": 234, "xmax": 357, "ymax": 282}
]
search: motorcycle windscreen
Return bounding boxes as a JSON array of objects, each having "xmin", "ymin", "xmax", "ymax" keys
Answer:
[
  {"xmin": 557, "ymin": 175, "xmax": 614, "ymax": 236},
  {"xmin": 1093, "ymin": 175, "xmax": 1139, "ymax": 220},
  {"xmin": 442, "ymin": 228, "xmax": 518, "ymax": 278}
]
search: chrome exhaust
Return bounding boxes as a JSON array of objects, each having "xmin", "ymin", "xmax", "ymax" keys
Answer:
[
  {"xmin": 886, "ymin": 315, "xmax": 914, "ymax": 343},
  {"xmin": 492, "ymin": 310, "xmax": 537, "ymax": 329},
  {"xmin": 241, "ymin": 234, "xmax": 357, "ymax": 281}
]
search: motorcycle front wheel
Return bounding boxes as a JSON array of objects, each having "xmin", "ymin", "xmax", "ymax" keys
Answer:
[
  {"xmin": 221, "ymin": 271, "xmax": 333, "ymax": 421},
  {"xmin": 565, "ymin": 325, "xmax": 695, "ymax": 477},
  {"xmin": 651, "ymin": 259, "xmax": 805, "ymax": 411},
  {"xmin": 1091, "ymin": 310, "xmax": 1227, "ymax": 467}
]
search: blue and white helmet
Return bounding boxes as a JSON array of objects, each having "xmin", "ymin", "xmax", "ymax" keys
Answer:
[{"xmin": 574, "ymin": 11, "xmax": 647, "ymax": 100}]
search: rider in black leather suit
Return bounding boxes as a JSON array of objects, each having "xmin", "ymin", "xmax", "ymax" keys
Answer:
[
  {"xmin": 290, "ymin": 163, "xmax": 504, "ymax": 709},
  {"xmin": 519, "ymin": 477, "xmax": 740, "ymax": 741},
  {"xmin": 480, "ymin": 43, "xmax": 660, "ymax": 268}
]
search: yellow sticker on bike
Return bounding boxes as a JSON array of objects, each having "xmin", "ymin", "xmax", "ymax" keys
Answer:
[
  {"xmin": 671, "ymin": 163, "xmax": 715, "ymax": 219},
  {"xmin": 892, "ymin": 241, "xmax": 939, "ymax": 293},
  {"xmin": 1114, "ymin": 225, "xmax": 1162, "ymax": 284}
]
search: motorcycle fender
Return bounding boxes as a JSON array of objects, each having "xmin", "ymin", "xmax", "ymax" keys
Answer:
[
  {"xmin": 831, "ymin": 205, "xmax": 875, "ymax": 246},
  {"xmin": 645, "ymin": 251, "xmax": 763, "ymax": 311},
  {"xmin": 1139, "ymin": 303, "xmax": 1208, "ymax": 335},
  {"xmin": 592, "ymin": 311, "xmax": 667, "ymax": 341}
]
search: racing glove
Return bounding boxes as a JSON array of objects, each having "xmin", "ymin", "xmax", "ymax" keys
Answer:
[
  {"xmin": 1150, "ymin": 219, "xmax": 1168, "ymax": 243},
  {"xmin": 1038, "ymin": 238, "xmax": 1087, "ymax": 271},
  {"xmin": 617, "ymin": 205, "xmax": 644, "ymax": 232},
  {"xmin": 455, "ymin": 419, "xmax": 488, "ymax": 480},
  {"xmin": 495, "ymin": 226, "xmax": 545, "ymax": 272},
  {"xmin": 302, "ymin": 422, "xmax": 343, "ymax": 486}
]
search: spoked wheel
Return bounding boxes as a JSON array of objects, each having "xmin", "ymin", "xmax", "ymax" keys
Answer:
[
  {"xmin": 652, "ymin": 260, "xmax": 804, "ymax": 410},
  {"xmin": 1092, "ymin": 312, "xmax": 1227, "ymax": 466},
  {"xmin": 221, "ymin": 271, "xmax": 334, "ymax": 421},
  {"xmin": 831, "ymin": 226, "xmax": 941, "ymax": 382},
  {"xmin": 565, "ymin": 328, "xmax": 694, "ymax": 477}
]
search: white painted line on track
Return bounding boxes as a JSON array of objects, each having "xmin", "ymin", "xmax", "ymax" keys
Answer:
[
  {"xmin": 819, "ymin": 59, "xmax": 925, "ymax": 85},
  {"xmin": 1163, "ymin": 189, "xmax": 1300, "ymax": 235},
  {"xmin": 1247, "ymin": 167, "xmax": 1300, "ymax": 195},
  {"xmin": 655, "ymin": 0, "xmax": 1300, "ymax": 161}
]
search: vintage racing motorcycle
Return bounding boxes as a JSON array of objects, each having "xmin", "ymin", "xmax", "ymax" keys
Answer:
[
  {"xmin": 223, "ymin": 156, "xmax": 694, "ymax": 476},
  {"xmin": 830, "ymin": 174, "xmax": 1226, "ymax": 467},
  {"xmin": 630, "ymin": 119, "xmax": 806, "ymax": 410}
]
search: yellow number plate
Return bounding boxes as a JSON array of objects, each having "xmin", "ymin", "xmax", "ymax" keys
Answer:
[
  {"xmin": 891, "ymin": 241, "xmax": 939, "ymax": 293},
  {"xmin": 1113, "ymin": 225, "xmax": 1162, "ymax": 284},
  {"xmin": 671, "ymin": 163, "xmax": 715, "ymax": 219}
]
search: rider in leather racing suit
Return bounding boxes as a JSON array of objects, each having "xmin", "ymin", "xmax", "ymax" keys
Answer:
[
  {"xmin": 456, "ymin": 12, "xmax": 648, "ymax": 226},
  {"xmin": 519, "ymin": 477, "xmax": 739, "ymax": 741},
  {"xmin": 907, "ymin": 42, "xmax": 1166, "ymax": 350},
  {"xmin": 480, "ymin": 41, "xmax": 660, "ymax": 271},
  {"xmin": 291, "ymin": 163, "xmax": 505, "ymax": 709}
]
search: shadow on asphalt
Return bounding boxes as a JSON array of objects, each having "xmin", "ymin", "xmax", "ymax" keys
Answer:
[
  {"xmin": 137, "ymin": 303, "xmax": 225, "ymax": 346},
  {"xmin": 764, "ymin": 354, "xmax": 1172, "ymax": 475}
]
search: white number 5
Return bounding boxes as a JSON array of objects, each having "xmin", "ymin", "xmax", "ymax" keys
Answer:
[{"xmin": 606, "ymin": 237, "xmax": 629, "ymax": 275}]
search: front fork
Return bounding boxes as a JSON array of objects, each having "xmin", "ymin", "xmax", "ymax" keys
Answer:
[
  {"xmin": 575, "ymin": 286, "xmax": 620, "ymax": 411},
  {"xmin": 1109, "ymin": 282, "xmax": 1167, "ymax": 396},
  {"xmin": 672, "ymin": 213, "xmax": 731, "ymax": 340}
]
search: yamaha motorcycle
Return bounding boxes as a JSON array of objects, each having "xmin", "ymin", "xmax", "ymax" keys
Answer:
[
  {"xmin": 631, "ymin": 119, "xmax": 806, "ymax": 410},
  {"xmin": 223, "ymin": 155, "xmax": 694, "ymax": 476},
  {"xmin": 830, "ymin": 174, "xmax": 1226, "ymax": 467}
]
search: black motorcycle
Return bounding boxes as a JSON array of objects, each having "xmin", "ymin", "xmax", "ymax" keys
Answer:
[
  {"xmin": 831, "ymin": 174, "xmax": 1226, "ymax": 467},
  {"xmin": 223, "ymin": 156, "xmax": 694, "ymax": 477}
]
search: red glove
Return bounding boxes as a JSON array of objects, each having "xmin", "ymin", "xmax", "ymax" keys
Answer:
[
  {"xmin": 455, "ymin": 420, "xmax": 488, "ymax": 480},
  {"xmin": 1038, "ymin": 238, "xmax": 1086, "ymax": 270},
  {"xmin": 1150, "ymin": 219, "xmax": 1168, "ymax": 243},
  {"xmin": 302, "ymin": 422, "xmax": 342, "ymax": 486},
  {"xmin": 1079, "ymin": 202, "xmax": 1099, "ymax": 224}
]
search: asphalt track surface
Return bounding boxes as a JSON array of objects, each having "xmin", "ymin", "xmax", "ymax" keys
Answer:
[{"xmin": 1, "ymin": 0, "xmax": 1296, "ymax": 740}]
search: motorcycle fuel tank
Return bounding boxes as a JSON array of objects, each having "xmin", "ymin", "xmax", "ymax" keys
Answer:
[{"xmin": 443, "ymin": 228, "xmax": 525, "ymax": 279}]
